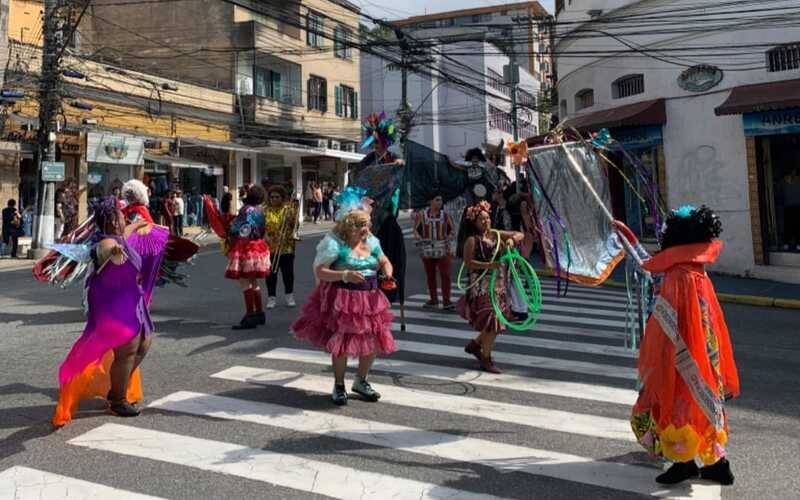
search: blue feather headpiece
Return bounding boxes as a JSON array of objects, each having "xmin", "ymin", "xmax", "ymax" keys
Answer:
[
  {"xmin": 361, "ymin": 112, "xmax": 398, "ymax": 151},
  {"xmin": 333, "ymin": 186, "xmax": 372, "ymax": 222},
  {"xmin": 674, "ymin": 205, "xmax": 696, "ymax": 219}
]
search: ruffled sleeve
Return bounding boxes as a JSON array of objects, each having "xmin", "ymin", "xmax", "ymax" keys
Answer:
[
  {"xmin": 313, "ymin": 234, "xmax": 342, "ymax": 269},
  {"xmin": 367, "ymin": 235, "xmax": 384, "ymax": 257}
]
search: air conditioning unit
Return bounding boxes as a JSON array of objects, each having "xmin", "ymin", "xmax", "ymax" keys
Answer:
[
  {"xmin": 316, "ymin": 139, "xmax": 328, "ymax": 149},
  {"xmin": 329, "ymin": 140, "xmax": 341, "ymax": 150}
]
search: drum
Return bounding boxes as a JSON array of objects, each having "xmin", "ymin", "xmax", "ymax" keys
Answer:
[{"xmin": 416, "ymin": 239, "xmax": 450, "ymax": 259}]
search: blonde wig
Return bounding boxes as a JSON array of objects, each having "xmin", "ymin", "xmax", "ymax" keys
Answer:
[{"xmin": 333, "ymin": 209, "xmax": 371, "ymax": 242}]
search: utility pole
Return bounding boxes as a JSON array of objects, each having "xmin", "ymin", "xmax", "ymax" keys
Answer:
[
  {"xmin": 504, "ymin": 51, "xmax": 521, "ymax": 191},
  {"xmin": 32, "ymin": 0, "xmax": 62, "ymax": 257},
  {"xmin": 394, "ymin": 28, "xmax": 412, "ymax": 147}
]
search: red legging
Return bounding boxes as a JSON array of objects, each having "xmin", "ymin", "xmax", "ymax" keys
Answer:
[{"xmin": 422, "ymin": 256, "xmax": 452, "ymax": 304}]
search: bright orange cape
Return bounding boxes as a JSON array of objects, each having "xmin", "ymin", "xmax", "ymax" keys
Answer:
[{"xmin": 631, "ymin": 240, "xmax": 740, "ymax": 464}]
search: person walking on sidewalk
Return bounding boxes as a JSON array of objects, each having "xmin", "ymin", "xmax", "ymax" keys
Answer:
[
  {"xmin": 291, "ymin": 188, "xmax": 395, "ymax": 406},
  {"xmin": 617, "ymin": 205, "xmax": 740, "ymax": 486},
  {"xmin": 312, "ymin": 183, "xmax": 324, "ymax": 224},
  {"xmin": 173, "ymin": 190, "xmax": 185, "ymax": 236},
  {"xmin": 414, "ymin": 194, "xmax": 455, "ymax": 310},
  {"xmin": 456, "ymin": 201, "xmax": 523, "ymax": 374},
  {"xmin": 264, "ymin": 185, "xmax": 297, "ymax": 309},
  {"xmin": 2, "ymin": 199, "xmax": 22, "ymax": 257},
  {"xmin": 226, "ymin": 185, "xmax": 271, "ymax": 330}
]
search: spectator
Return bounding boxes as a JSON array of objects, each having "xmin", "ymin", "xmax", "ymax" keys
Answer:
[
  {"xmin": 54, "ymin": 190, "xmax": 65, "ymax": 240},
  {"xmin": 312, "ymin": 182, "xmax": 323, "ymax": 224},
  {"xmin": 221, "ymin": 185, "xmax": 233, "ymax": 216},
  {"xmin": 2, "ymin": 199, "xmax": 23, "ymax": 258},
  {"xmin": 174, "ymin": 189, "xmax": 185, "ymax": 235},
  {"xmin": 162, "ymin": 190, "xmax": 175, "ymax": 233},
  {"xmin": 322, "ymin": 183, "xmax": 332, "ymax": 221}
]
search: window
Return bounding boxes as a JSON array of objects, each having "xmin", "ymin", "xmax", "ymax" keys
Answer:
[
  {"xmin": 441, "ymin": 18, "xmax": 455, "ymax": 27},
  {"xmin": 487, "ymin": 68, "xmax": 510, "ymax": 97},
  {"xmin": 559, "ymin": 99, "xmax": 567, "ymax": 118},
  {"xmin": 335, "ymin": 85, "xmax": 358, "ymax": 119},
  {"xmin": 575, "ymin": 89, "xmax": 594, "ymax": 110},
  {"xmin": 255, "ymin": 67, "xmax": 283, "ymax": 101},
  {"xmin": 518, "ymin": 89, "xmax": 536, "ymax": 109},
  {"xmin": 767, "ymin": 43, "xmax": 800, "ymax": 72},
  {"xmin": 334, "ymin": 26, "xmax": 352, "ymax": 59},
  {"xmin": 488, "ymin": 105, "xmax": 513, "ymax": 133},
  {"xmin": 252, "ymin": 54, "xmax": 302, "ymax": 106},
  {"xmin": 306, "ymin": 11, "xmax": 324, "ymax": 48},
  {"xmin": 308, "ymin": 75, "xmax": 327, "ymax": 112},
  {"xmin": 612, "ymin": 74, "xmax": 644, "ymax": 99}
]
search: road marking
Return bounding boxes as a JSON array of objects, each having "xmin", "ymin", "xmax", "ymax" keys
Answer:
[
  {"xmin": 393, "ymin": 307, "xmax": 629, "ymax": 329},
  {"xmin": 408, "ymin": 293, "xmax": 630, "ymax": 312},
  {"xmin": 258, "ymin": 348, "xmax": 638, "ymax": 405},
  {"xmin": 69, "ymin": 424, "xmax": 506, "ymax": 500},
  {"xmin": 0, "ymin": 466, "xmax": 165, "ymax": 500},
  {"xmin": 148, "ymin": 391, "xmax": 719, "ymax": 499},
  {"xmin": 451, "ymin": 284, "xmax": 630, "ymax": 302},
  {"xmin": 393, "ymin": 340, "xmax": 637, "ymax": 380},
  {"xmin": 213, "ymin": 366, "xmax": 635, "ymax": 441},
  {"xmin": 390, "ymin": 320, "xmax": 637, "ymax": 358},
  {"xmin": 406, "ymin": 298, "xmax": 629, "ymax": 319}
]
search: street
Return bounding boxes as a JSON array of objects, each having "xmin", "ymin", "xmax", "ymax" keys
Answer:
[{"xmin": 1, "ymin": 227, "xmax": 799, "ymax": 500}]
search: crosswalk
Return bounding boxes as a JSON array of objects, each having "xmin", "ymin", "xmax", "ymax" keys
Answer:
[{"xmin": 3, "ymin": 277, "xmax": 722, "ymax": 499}]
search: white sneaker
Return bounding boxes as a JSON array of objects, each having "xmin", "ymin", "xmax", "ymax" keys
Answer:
[
  {"xmin": 285, "ymin": 294, "xmax": 296, "ymax": 307},
  {"xmin": 266, "ymin": 297, "xmax": 277, "ymax": 309}
]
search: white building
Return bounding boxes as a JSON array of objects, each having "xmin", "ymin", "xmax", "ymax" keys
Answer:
[
  {"xmin": 361, "ymin": 37, "xmax": 540, "ymax": 162},
  {"xmin": 555, "ymin": 0, "xmax": 800, "ymax": 282}
]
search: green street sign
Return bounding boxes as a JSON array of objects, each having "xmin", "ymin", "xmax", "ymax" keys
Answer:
[{"xmin": 42, "ymin": 161, "xmax": 66, "ymax": 182}]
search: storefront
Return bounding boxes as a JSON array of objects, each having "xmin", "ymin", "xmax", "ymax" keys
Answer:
[
  {"xmin": 86, "ymin": 131, "xmax": 144, "ymax": 202},
  {"xmin": 144, "ymin": 152, "xmax": 219, "ymax": 226},
  {"xmin": 715, "ymin": 78, "xmax": 800, "ymax": 269}
]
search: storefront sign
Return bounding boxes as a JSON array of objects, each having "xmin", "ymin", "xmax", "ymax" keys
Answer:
[
  {"xmin": 743, "ymin": 109, "xmax": 800, "ymax": 137},
  {"xmin": 611, "ymin": 125, "xmax": 663, "ymax": 149},
  {"xmin": 41, "ymin": 161, "xmax": 66, "ymax": 182},
  {"xmin": 678, "ymin": 65, "xmax": 723, "ymax": 92},
  {"xmin": 87, "ymin": 132, "xmax": 144, "ymax": 165}
]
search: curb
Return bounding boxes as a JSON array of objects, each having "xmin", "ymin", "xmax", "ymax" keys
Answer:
[{"xmin": 533, "ymin": 267, "xmax": 800, "ymax": 310}]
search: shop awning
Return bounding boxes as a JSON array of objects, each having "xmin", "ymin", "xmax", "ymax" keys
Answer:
[
  {"xmin": 179, "ymin": 137, "xmax": 260, "ymax": 153},
  {"xmin": 144, "ymin": 153, "xmax": 209, "ymax": 170},
  {"xmin": 715, "ymin": 78, "xmax": 800, "ymax": 116},
  {"xmin": 564, "ymin": 98, "xmax": 666, "ymax": 131},
  {"xmin": 257, "ymin": 141, "xmax": 365, "ymax": 162}
]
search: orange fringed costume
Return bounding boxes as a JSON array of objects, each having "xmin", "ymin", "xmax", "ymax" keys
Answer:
[{"xmin": 631, "ymin": 240, "xmax": 740, "ymax": 465}]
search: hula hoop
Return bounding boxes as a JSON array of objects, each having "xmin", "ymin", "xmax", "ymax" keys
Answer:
[
  {"xmin": 489, "ymin": 247, "xmax": 542, "ymax": 331},
  {"xmin": 457, "ymin": 230, "xmax": 502, "ymax": 291}
]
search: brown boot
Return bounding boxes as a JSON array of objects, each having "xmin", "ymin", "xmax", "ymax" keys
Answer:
[
  {"xmin": 480, "ymin": 354, "xmax": 502, "ymax": 374},
  {"xmin": 464, "ymin": 340, "xmax": 482, "ymax": 362}
]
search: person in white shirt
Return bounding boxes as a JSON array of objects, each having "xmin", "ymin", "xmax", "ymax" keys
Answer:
[{"xmin": 173, "ymin": 189, "xmax": 185, "ymax": 236}]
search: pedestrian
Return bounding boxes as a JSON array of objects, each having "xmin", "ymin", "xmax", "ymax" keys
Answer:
[
  {"xmin": 1, "ymin": 199, "xmax": 22, "ymax": 258},
  {"xmin": 226, "ymin": 185, "xmax": 271, "ymax": 330},
  {"xmin": 456, "ymin": 200, "xmax": 523, "ymax": 374},
  {"xmin": 174, "ymin": 189, "xmax": 185, "ymax": 236},
  {"xmin": 414, "ymin": 194, "xmax": 455, "ymax": 310},
  {"xmin": 618, "ymin": 205, "xmax": 739, "ymax": 486},
  {"xmin": 54, "ymin": 190, "xmax": 65, "ymax": 241},
  {"xmin": 291, "ymin": 187, "xmax": 395, "ymax": 406},
  {"xmin": 162, "ymin": 190, "xmax": 175, "ymax": 233},
  {"xmin": 51, "ymin": 197, "xmax": 170, "ymax": 426},
  {"xmin": 322, "ymin": 183, "xmax": 332, "ymax": 221},
  {"xmin": 221, "ymin": 185, "xmax": 233, "ymax": 216},
  {"xmin": 312, "ymin": 182, "xmax": 323, "ymax": 224},
  {"xmin": 490, "ymin": 188, "xmax": 514, "ymax": 231},
  {"xmin": 264, "ymin": 185, "xmax": 297, "ymax": 308},
  {"xmin": 121, "ymin": 179, "xmax": 154, "ymax": 223}
]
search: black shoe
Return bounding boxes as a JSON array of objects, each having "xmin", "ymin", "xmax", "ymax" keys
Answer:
[
  {"xmin": 656, "ymin": 461, "xmax": 699, "ymax": 485},
  {"xmin": 232, "ymin": 314, "xmax": 258, "ymax": 330},
  {"xmin": 109, "ymin": 399, "xmax": 141, "ymax": 417},
  {"xmin": 700, "ymin": 458, "xmax": 734, "ymax": 485},
  {"xmin": 253, "ymin": 311, "xmax": 266, "ymax": 325},
  {"xmin": 332, "ymin": 384, "xmax": 348, "ymax": 406}
]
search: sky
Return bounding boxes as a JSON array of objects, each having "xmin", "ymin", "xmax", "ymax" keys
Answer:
[{"xmin": 358, "ymin": 0, "xmax": 556, "ymax": 20}]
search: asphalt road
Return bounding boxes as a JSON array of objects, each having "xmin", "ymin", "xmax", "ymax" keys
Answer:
[{"xmin": 0, "ymin": 227, "xmax": 798, "ymax": 500}]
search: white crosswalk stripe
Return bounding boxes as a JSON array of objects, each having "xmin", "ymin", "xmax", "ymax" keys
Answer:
[
  {"xmin": 39, "ymin": 273, "xmax": 721, "ymax": 499},
  {"xmin": 0, "ymin": 466, "xmax": 165, "ymax": 499}
]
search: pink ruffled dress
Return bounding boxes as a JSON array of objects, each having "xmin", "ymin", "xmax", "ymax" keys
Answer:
[{"xmin": 291, "ymin": 234, "xmax": 396, "ymax": 358}]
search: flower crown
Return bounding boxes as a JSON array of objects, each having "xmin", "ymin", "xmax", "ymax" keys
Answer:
[
  {"xmin": 360, "ymin": 112, "xmax": 398, "ymax": 151},
  {"xmin": 465, "ymin": 201, "xmax": 491, "ymax": 221},
  {"xmin": 333, "ymin": 186, "xmax": 373, "ymax": 222}
]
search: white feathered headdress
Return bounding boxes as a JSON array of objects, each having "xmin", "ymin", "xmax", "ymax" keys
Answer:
[{"xmin": 122, "ymin": 179, "xmax": 149, "ymax": 206}]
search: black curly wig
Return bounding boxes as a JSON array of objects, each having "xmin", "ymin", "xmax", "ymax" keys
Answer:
[{"xmin": 659, "ymin": 205, "xmax": 723, "ymax": 250}]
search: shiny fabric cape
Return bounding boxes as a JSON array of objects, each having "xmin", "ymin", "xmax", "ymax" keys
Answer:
[
  {"xmin": 631, "ymin": 240, "xmax": 740, "ymax": 464},
  {"xmin": 52, "ymin": 227, "xmax": 169, "ymax": 427},
  {"xmin": 528, "ymin": 142, "xmax": 625, "ymax": 285}
]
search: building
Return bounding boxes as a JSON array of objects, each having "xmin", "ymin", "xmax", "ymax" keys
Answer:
[
  {"xmin": 79, "ymin": 0, "xmax": 366, "ymax": 218},
  {"xmin": 555, "ymin": 0, "xmax": 800, "ymax": 282}
]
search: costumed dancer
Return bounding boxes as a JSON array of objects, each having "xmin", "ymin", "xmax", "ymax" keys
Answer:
[
  {"xmin": 617, "ymin": 205, "xmax": 739, "ymax": 485},
  {"xmin": 264, "ymin": 185, "xmax": 298, "ymax": 308},
  {"xmin": 291, "ymin": 187, "xmax": 396, "ymax": 406},
  {"xmin": 413, "ymin": 194, "xmax": 455, "ymax": 310},
  {"xmin": 121, "ymin": 179, "xmax": 154, "ymax": 223},
  {"xmin": 226, "ymin": 185, "xmax": 271, "ymax": 330},
  {"xmin": 51, "ymin": 198, "xmax": 170, "ymax": 425},
  {"xmin": 358, "ymin": 112, "xmax": 406, "ymax": 308},
  {"xmin": 457, "ymin": 201, "xmax": 523, "ymax": 374}
]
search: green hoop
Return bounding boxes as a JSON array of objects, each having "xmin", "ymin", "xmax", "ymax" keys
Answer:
[{"xmin": 489, "ymin": 247, "xmax": 542, "ymax": 332}]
